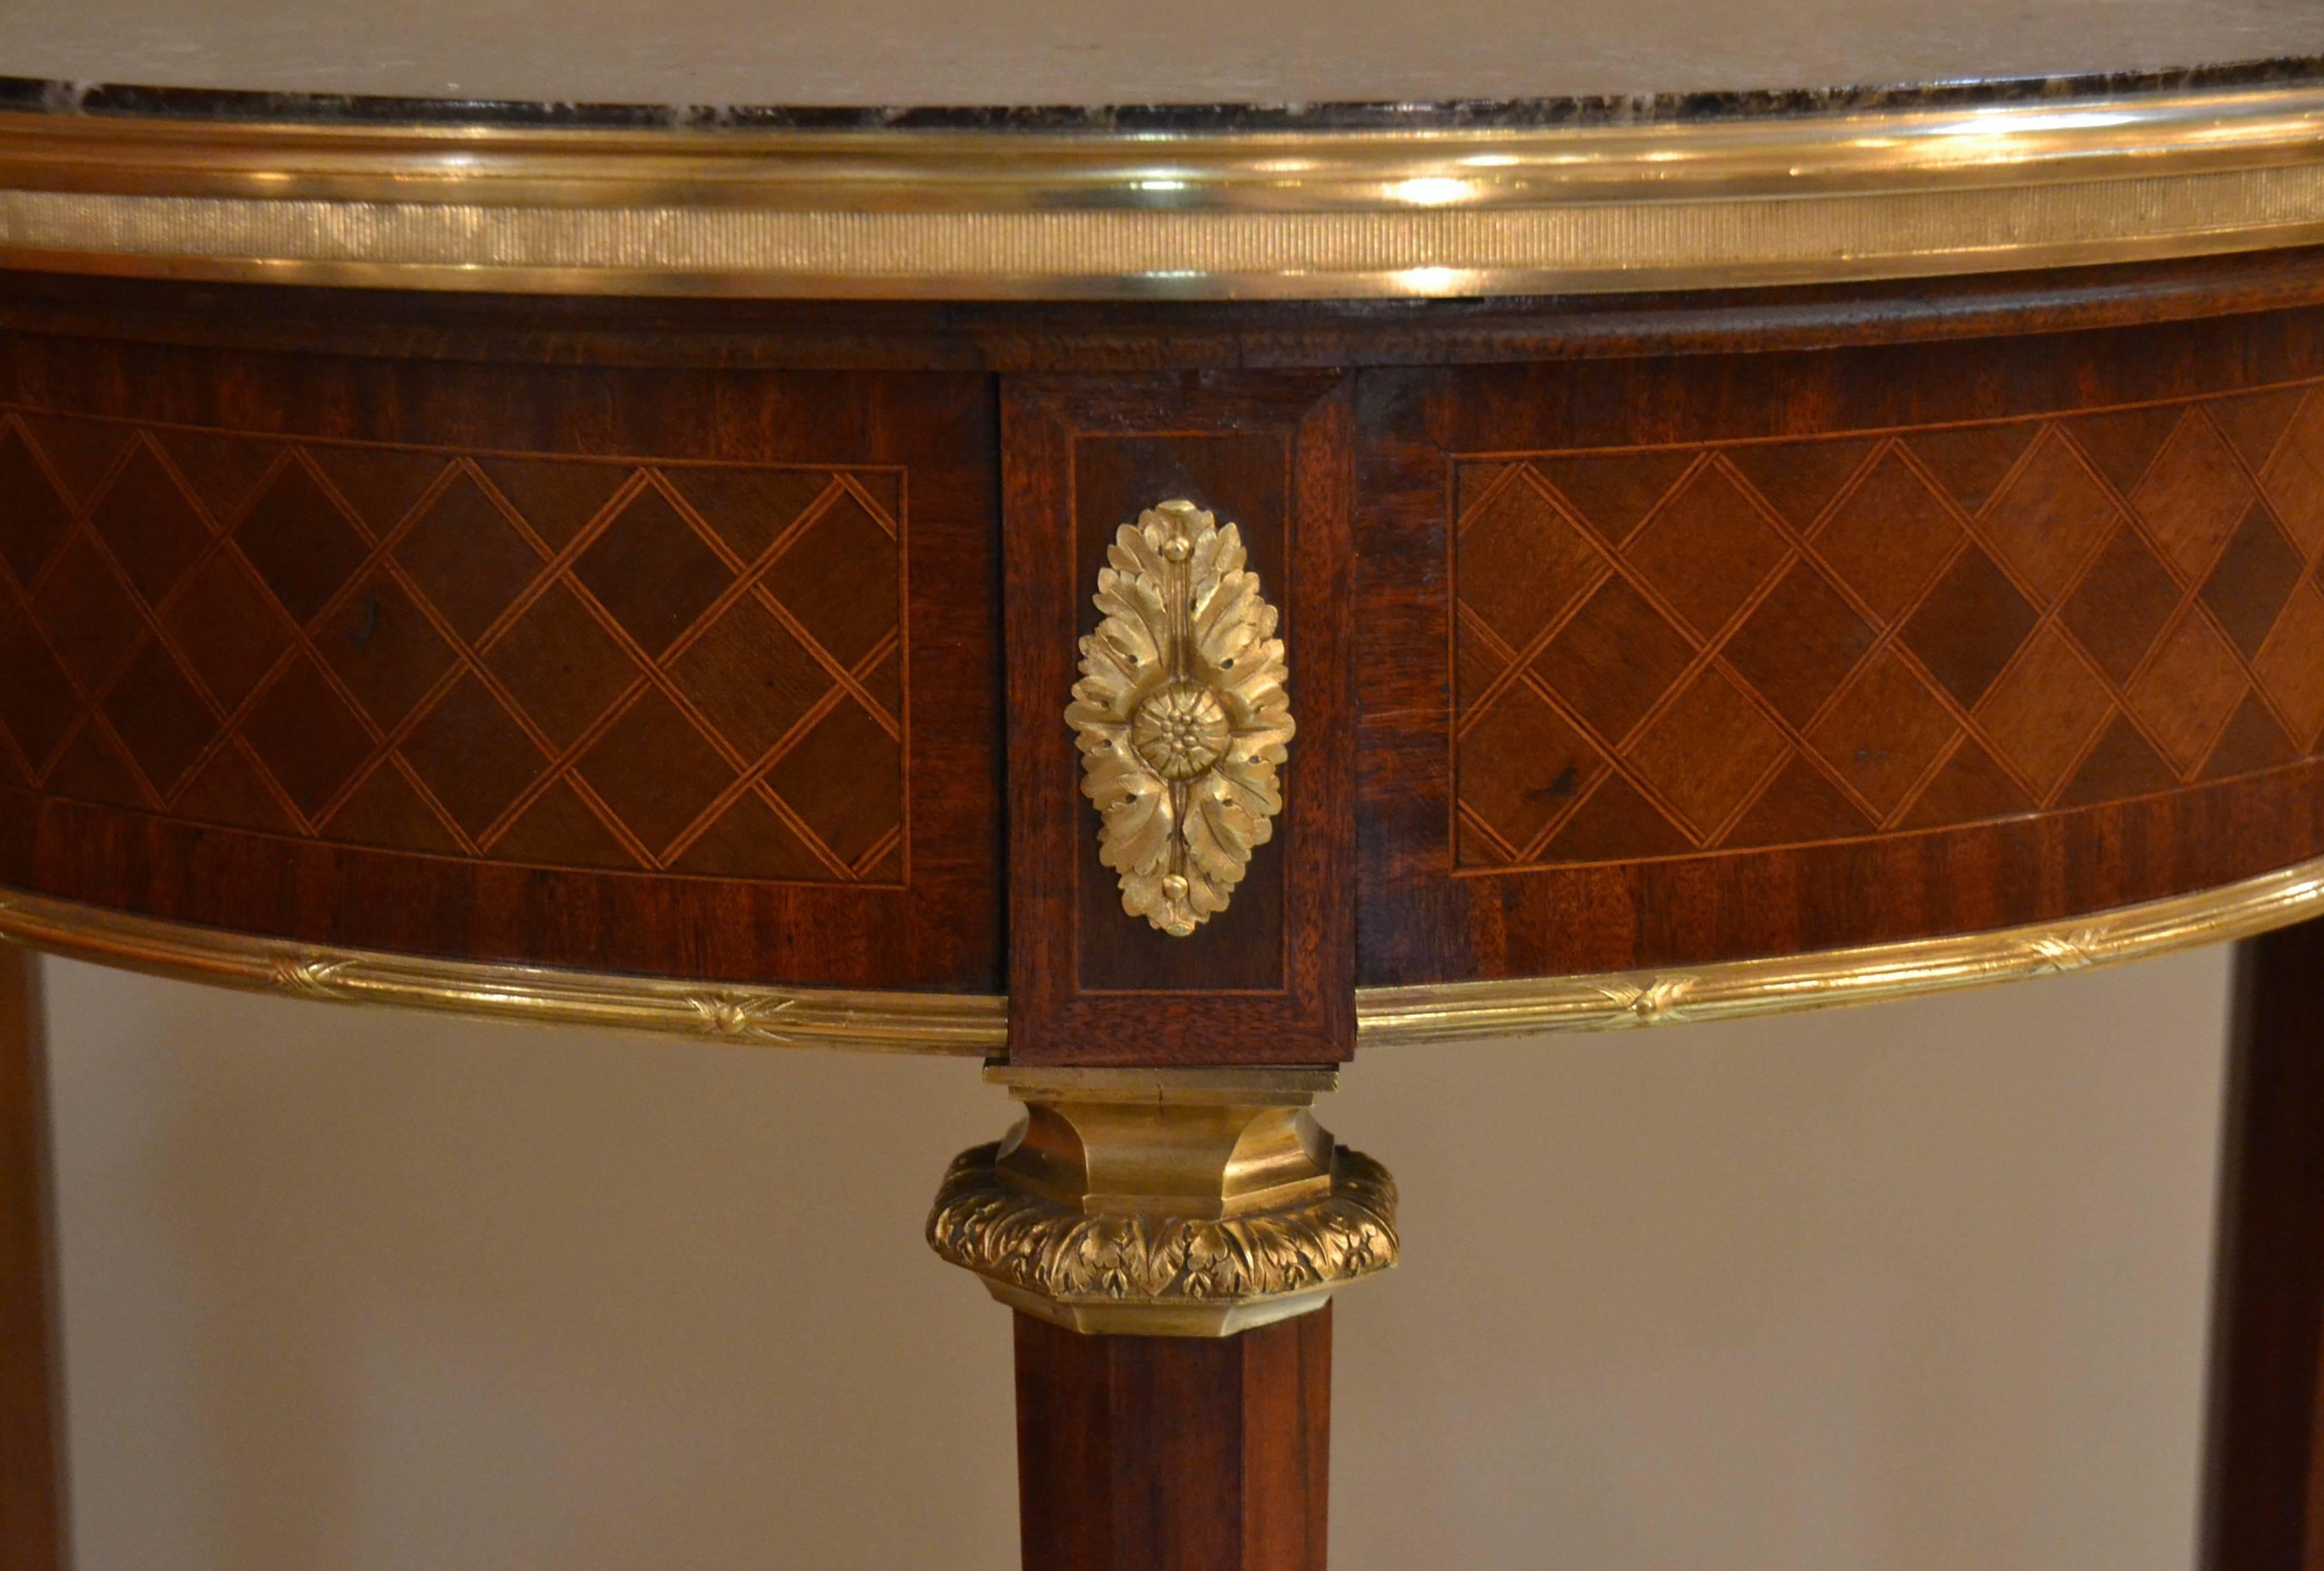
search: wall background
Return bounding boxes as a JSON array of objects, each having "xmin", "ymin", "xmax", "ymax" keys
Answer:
[{"xmin": 37, "ymin": 947, "xmax": 2232, "ymax": 1570}]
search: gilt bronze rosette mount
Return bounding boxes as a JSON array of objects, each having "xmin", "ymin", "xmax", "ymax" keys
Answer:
[{"xmin": 1066, "ymin": 499, "xmax": 1295, "ymax": 937}]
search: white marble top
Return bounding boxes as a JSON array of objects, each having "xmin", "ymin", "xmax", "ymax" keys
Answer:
[{"xmin": 1, "ymin": 0, "xmax": 2320, "ymax": 110}]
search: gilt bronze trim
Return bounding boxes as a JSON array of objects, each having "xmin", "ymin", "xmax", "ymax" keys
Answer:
[
  {"xmin": 927, "ymin": 1067, "xmax": 1398, "ymax": 1336},
  {"xmin": 1356, "ymin": 855, "xmax": 2324, "ymax": 1045},
  {"xmin": 1068, "ymin": 500, "xmax": 1294, "ymax": 937},
  {"xmin": 4, "ymin": 854, "xmax": 2319, "ymax": 1049},
  {"xmin": 2, "ymin": 82, "xmax": 2324, "ymax": 296},
  {"xmin": 0, "ymin": 888, "xmax": 1003, "ymax": 1055}
]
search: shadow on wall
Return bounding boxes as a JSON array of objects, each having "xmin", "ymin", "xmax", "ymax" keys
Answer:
[{"xmin": 44, "ymin": 947, "xmax": 2231, "ymax": 1571}]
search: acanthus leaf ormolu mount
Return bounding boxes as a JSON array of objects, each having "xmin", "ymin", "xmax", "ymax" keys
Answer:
[{"xmin": 1067, "ymin": 499, "xmax": 1295, "ymax": 937}]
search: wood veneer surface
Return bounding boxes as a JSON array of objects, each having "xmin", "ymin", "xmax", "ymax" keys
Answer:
[
  {"xmin": 0, "ymin": 321, "xmax": 1003, "ymax": 991},
  {"xmin": 1003, "ymin": 375, "xmax": 1356, "ymax": 1065},
  {"xmin": 1358, "ymin": 304, "xmax": 2324, "ymax": 984},
  {"xmin": 1014, "ymin": 1307, "xmax": 1329, "ymax": 1571},
  {"xmin": 1, "ymin": 270, "xmax": 2321, "ymax": 1000}
]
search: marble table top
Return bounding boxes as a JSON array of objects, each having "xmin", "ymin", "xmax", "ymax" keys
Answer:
[{"xmin": 0, "ymin": 0, "xmax": 2320, "ymax": 126}]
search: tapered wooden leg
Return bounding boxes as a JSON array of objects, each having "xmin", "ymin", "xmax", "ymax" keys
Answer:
[
  {"xmin": 1014, "ymin": 1306, "xmax": 1331, "ymax": 1571},
  {"xmin": 932, "ymin": 1069, "xmax": 1385, "ymax": 1570},
  {"xmin": 2204, "ymin": 917, "xmax": 2324, "ymax": 1570},
  {"xmin": 0, "ymin": 946, "xmax": 64, "ymax": 1571}
]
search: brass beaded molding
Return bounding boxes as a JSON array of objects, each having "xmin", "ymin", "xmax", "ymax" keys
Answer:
[
  {"xmin": 2, "ymin": 853, "xmax": 2320, "ymax": 1050},
  {"xmin": 4, "ymin": 82, "xmax": 2324, "ymax": 296}
]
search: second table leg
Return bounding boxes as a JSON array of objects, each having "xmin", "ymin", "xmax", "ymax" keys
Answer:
[
  {"xmin": 0, "ymin": 946, "xmax": 64, "ymax": 1571},
  {"xmin": 2204, "ymin": 915, "xmax": 2324, "ymax": 1570}
]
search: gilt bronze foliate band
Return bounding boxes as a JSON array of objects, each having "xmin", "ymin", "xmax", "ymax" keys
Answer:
[
  {"xmin": 925, "ymin": 1067, "xmax": 1399, "ymax": 1337},
  {"xmin": 3, "ymin": 859, "xmax": 2321, "ymax": 1051}
]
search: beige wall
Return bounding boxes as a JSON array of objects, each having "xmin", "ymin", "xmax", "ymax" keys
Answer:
[{"xmin": 37, "ymin": 947, "xmax": 2233, "ymax": 1570}]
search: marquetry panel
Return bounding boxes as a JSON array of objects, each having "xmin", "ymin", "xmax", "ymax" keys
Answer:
[
  {"xmin": 1452, "ymin": 383, "xmax": 2324, "ymax": 870},
  {"xmin": 0, "ymin": 410, "xmax": 906, "ymax": 884}
]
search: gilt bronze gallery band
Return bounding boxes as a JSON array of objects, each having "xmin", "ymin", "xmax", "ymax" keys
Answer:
[{"xmin": 2, "ymin": 79, "xmax": 2323, "ymax": 296}]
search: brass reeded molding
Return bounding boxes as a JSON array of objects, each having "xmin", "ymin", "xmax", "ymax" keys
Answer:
[
  {"xmin": 5, "ymin": 82, "xmax": 2324, "ymax": 296},
  {"xmin": 3, "ymin": 853, "xmax": 2321, "ymax": 1049}
]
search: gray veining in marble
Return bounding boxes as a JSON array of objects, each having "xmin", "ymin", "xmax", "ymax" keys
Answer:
[{"xmin": 3, "ymin": 0, "xmax": 2322, "ymax": 111}]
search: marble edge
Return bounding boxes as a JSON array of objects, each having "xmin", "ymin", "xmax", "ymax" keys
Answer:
[{"xmin": 1, "ymin": 55, "xmax": 2321, "ymax": 135}]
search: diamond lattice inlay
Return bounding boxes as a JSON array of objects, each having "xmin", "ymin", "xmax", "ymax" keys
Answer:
[
  {"xmin": 0, "ymin": 410, "xmax": 907, "ymax": 884},
  {"xmin": 1454, "ymin": 384, "xmax": 2324, "ymax": 870}
]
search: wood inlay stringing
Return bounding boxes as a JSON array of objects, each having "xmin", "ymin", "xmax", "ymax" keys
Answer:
[
  {"xmin": 0, "ymin": 411, "xmax": 907, "ymax": 884},
  {"xmin": 1452, "ymin": 383, "xmax": 2324, "ymax": 870}
]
